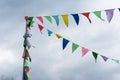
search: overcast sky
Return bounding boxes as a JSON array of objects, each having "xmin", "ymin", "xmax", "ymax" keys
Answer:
[{"xmin": 0, "ymin": 0, "xmax": 120, "ymax": 80}]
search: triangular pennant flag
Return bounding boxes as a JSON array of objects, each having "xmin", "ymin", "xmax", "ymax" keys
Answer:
[
  {"xmin": 38, "ymin": 24, "xmax": 44, "ymax": 32},
  {"xmin": 55, "ymin": 34, "xmax": 62, "ymax": 39},
  {"xmin": 22, "ymin": 49, "xmax": 31, "ymax": 62},
  {"xmin": 47, "ymin": 30, "xmax": 53, "ymax": 36},
  {"xmin": 26, "ymin": 40, "xmax": 31, "ymax": 49},
  {"xmin": 24, "ymin": 60, "xmax": 29, "ymax": 67},
  {"xmin": 63, "ymin": 38, "xmax": 70, "ymax": 50},
  {"xmin": 72, "ymin": 43, "xmax": 79, "ymax": 53},
  {"xmin": 45, "ymin": 16, "xmax": 52, "ymax": 23},
  {"xmin": 23, "ymin": 71, "xmax": 28, "ymax": 80},
  {"xmin": 118, "ymin": 8, "xmax": 120, "ymax": 12},
  {"xmin": 93, "ymin": 11, "xmax": 104, "ymax": 21},
  {"xmin": 53, "ymin": 16, "xmax": 59, "ymax": 26},
  {"xmin": 72, "ymin": 14, "xmax": 79, "ymax": 25},
  {"xmin": 101, "ymin": 55, "xmax": 108, "ymax": 62},
  {"xmin": 28, "ymin": 17, "xmax": 34, "ymax": 27},
  {"xmin": 92, "ymin": 52, "xmax": 98, "ymax": 62},
  {"xmin": 112, "ymin": 59, "xmax": 119, "ymax": 63},
  {"xmin": 25, "ymin": 67, "xmax": 30, "ymax": 73},
  {"xmin": 105, "ymin": 9, "xmax": 114, "ymax": 22},
  {"xmin": 26, "ymin": 29, "xmax": 32, "ymax": 38},
  {"xmin": 36, "ymin": 16, "xmax": 43, "ymax": 24},
  {"xmin": 26, "ymin": 49, "xmax": 31, "ymax": 62},
  {"xmin": 23, "ymin": 30, "xmax": 32, "ymax": 39},
  {"xmin": 62, "ymin": 15, "xmax": 69, "ymax": 27},
  {"xmin": 82, "ymin": 47, "xmax": 89, "ymax": 56},
  {"xmin": 82, "ymin": 12, "xmax": 91, "ymax": 23},
  {"xmin": 27, "ymin": 73, "xmax": 31, "ymax": 80}
]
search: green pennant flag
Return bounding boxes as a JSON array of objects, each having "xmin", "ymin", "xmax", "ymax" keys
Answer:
[
  {"xmin": 45, "ymin": 16, "xmax": 52, "ymax": 23},
  {"xmin": 29, "ymin": 20, "xmax": 34, "ymax": 27},
  {"xmin": 28, "ymin": 17, "xmax": 34, "ymax": 27},
  {"xmin": 118, "ymin": 8, "xmax": 120, "ymax": 12},
  {"xmin": 92, "ymin": 52, "xmax": 98, "ymax": 63},
  {"xmin": 93, "ymin": 11, "xmax": 104, "ymax": 21},
  {"xmin": 72, "ymin": 43, "xmax": 79, "ymax": 53},
  {"xmin": 112, "ymin": 59, "xmax": 119, "ymax": 63},
  {"xmin": 24, "ymin": 60, "xmax": 29, "ymax": 67}
]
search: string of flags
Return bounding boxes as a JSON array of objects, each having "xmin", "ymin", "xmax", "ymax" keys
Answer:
[
  {"xmin": 23, "ymin": 16, "xmax": 120, "ymax": 64},
  {"xmin": 22, "ymin": 16, "xmax": 34, "ymax": 80},
  {"xmin": 35, "ymin": 8, "xmax": 120, "ymax": 27},
  {"xmin": 22, "ymin": 8, "xmax": 120, "ymax": 80},
  {"xmin": 38, "ymin": 23, "xmax": 119, "ymax": 63}
]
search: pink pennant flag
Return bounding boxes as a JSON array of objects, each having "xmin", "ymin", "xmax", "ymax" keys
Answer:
[
  {"xmin": 82, "ymin": 12, "xmax": 91, "ymax": 23},
  {"xmin": 36, "ymin": 16, "xmax": 43, "ymax": 24},
  {"xmin": 82, "ymin": 47, "xmax": 89, "ymax": 56}
]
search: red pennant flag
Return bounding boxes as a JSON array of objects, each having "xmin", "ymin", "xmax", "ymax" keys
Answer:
[
  {"xmin": 82, "ymin": 12, "xmax": 91, "ymax": 23},
  {"xmin": 25, "ymin": 67, "xmax": 30, "ymax": 73},
  {"xmin": 36, "ymin": 16, "xmax": 43, "ymax": 24},
  {"xmin": 38, "ymin": 24, "xmax": 44, "ymax": 32}
]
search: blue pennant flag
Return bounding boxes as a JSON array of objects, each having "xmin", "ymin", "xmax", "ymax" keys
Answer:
[
  {"xmin": 23, "ymin": 71, "xmax": 28, "ymax": 80},
  {"xmin": 63, "ymin": 38, "xmax": 70, "ymax": 50},
  {"xmin": 72, "ymin": 14, "xmax": 79, "ymax": 25}
]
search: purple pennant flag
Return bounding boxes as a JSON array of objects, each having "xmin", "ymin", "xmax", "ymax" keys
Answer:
[
  {"xmin": 101, "ymin": 55, "xmax": 108, "ymax": 62},
  {"xmin": 105, "ymin": 9, "xmax": 114, "ymax": 22},
  {"xmin": 26, "ymin": 29, "xmax": 32, "ymax": 38}
]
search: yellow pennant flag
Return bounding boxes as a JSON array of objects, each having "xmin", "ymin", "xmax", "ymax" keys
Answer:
[
  {"xmin": 55, "ymin": 34, "xmax": 62, "ymax": 39},
  {"xmin": 62, "ymin": 15, "xmax": 69, "ymax": 27},
  {"xmin": 27, "ymin": 73, "xmax": 31, "ymax": 80}
]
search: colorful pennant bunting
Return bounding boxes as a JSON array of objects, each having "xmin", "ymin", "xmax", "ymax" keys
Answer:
[
  {"xmin": 72, "ymin": 43, "xmax": 79, "ymax": 53},
  {"xmin": 62, "ymin": 15, "xmax": 69, "ymax": 27},
  {"xmin": 82, "ymin": 47, "xmax": 89, "ymax": 56},
  {"xmin": 53, "ymin": 16, "xmax": 59, "ymax": 26},
  {"xmin": 105, "ymin": 9, "xmax": 114, "ymax": 22},
  {"xmin": 63, "ymin": 38, "xmax": 70, "ymax": 50},
  {"xmin": 82, "ymin": 12, "xmax": 91, "ymax": 23},
  {"xmin": 23, "ymin": 8, "xmax": 120, "ymax": 79},
  {"xmin": 23, "ymin": 17, "xmax": 32, "ymax": 80},
  {"xmin": 93, "ymin": 11, "xmax": 104, "ymax": 21},
  {"xmin": 45, "ymin": 16, "xmax": 52, "ymax": 23},
  {"xmin": 36, "ymin": 16, "xmax": 43, "ymax": 24},
  {"xmin": 72, "ymin": 14, "xmax": 79, "ymax": 25},
  {"xmin": 92, "ymin": 52, "xmax": 98, "ymax": 62}
]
